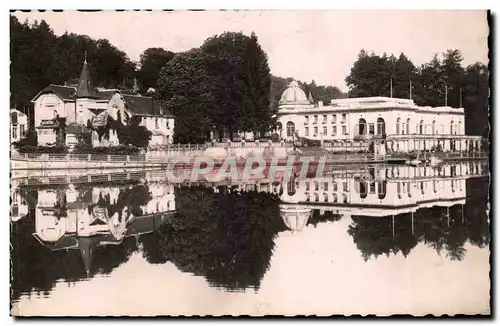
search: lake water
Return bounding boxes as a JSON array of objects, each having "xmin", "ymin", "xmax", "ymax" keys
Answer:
[{"xmin": 10, "ymin": 161, "xmax": 490, "ymax": 316}]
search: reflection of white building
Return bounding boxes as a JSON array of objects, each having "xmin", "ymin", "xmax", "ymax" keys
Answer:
[
  {"xmin": 29, "ymin": 183, "xmax": 176, "ymax": 276},
  {"xmin": 10, "ymin": 187, "xmax": 28, "ymax": 222},
  {"xmin": 31, "ymin": 57, "xmax": 175, "ymax": 147},
  {"xmin": 277, "ymin": 161, "xmax": 485, "ymax": 230},
  {"xmin": 274, "ymin": 81, "xmax": 482, "ymax": 152}
]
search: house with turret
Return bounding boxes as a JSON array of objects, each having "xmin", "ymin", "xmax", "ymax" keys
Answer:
[{"xmin": 31, "ymin": 56, "xmax": 175, "ymax": 148}]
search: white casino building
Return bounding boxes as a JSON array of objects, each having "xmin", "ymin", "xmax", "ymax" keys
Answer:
[{"xmin": 275, "ymin": 81, "xmax": 482, "ymax": 153}]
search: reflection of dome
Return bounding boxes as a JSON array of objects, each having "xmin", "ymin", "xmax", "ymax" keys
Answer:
[
  {"xmin": 280, "ymin": 204, "xmax": 312, "ymax": 232},
  {"xmin": 109, "ymin": 212, "xmax": 127, "ymax": 240},
  {"xmin": 279, "ymin": 80, "xmax": 311, "ymax": 106}
]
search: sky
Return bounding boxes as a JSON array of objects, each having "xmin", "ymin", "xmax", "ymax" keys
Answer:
[{"xmin": 12, "ymin": 10, "xmax": 489, "ymax": 92}]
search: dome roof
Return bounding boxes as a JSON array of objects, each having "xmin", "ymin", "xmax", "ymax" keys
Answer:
[{"xmin": 279, "ymin": 80, "xmax": 311, "ymax": 106}]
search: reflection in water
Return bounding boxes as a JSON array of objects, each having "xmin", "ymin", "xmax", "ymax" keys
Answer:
[{"xmin": 10, "ymin": 161, "xmax": 490, "ymax": 314}]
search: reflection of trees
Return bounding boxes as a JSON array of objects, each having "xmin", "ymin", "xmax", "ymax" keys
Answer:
[
  {"xmin": 148, "ymin": 186, "xmax": 285, "ymax": 291},
  {"xmin": 10, "ymin": 183, "xmax": 153, "ymax": 302},
  {"xmin": 11, "ymin": 212, "xmax": 139, "ymax": 301},
  {"xmin": 308, "ymin": 209, "xmax": 342, "ymax": 228},
  {"xmin": 348, "ymin": 177, "xmax": 490, "ymax": 261}
]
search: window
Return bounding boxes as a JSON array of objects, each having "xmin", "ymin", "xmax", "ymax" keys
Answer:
[
  {"xmin": 323, "ymin": 126, "xmax": 327, "ymax": 135},
  {"xmin": 419, "ymin": 120, "xmax": 424, "ymax": 135},
  {"xmin": 332, "ymin": 114, "xmax": 337, "ymax": 123},
  {"xmin": 360, "ymin": 182, "xmax": 367, "ymax": 199},
  {"xmin": 11, "ymin": 126, "xmax": 17, "ymax": 139},
  {"xmin": 333, "ymin": 181, "xmax": 338, "ymax": 191},
  {"xmin": 305, "ymin": 116, "xmax": 309, "ymax": 124},
  {"xmin": 368, "ymin": 123, "xmax": 375, "ymax": 135},
  {"xmin": 314, "ymin": 181, "xmax": 319, "ymax": 191},
  {"xmin": 343, "ymin": 182, "xmax": 347, "ymax": 192},
  {"xmin": 450, "ymin": 121, "xmax": 454, "ymax": 134},
  {"xmin": 358, "ymin": 118, "xmax": 367, "ymax": 135},
  {"xmin": 406, "ymin": 118, "xmax": 410, "ymax": 135},
  {"xmin": 155, "ymin": 118, "xmax": 159, "ymax": 129},
  {"xmin": 166, "ymin": 120, "xmax": 170, "ymax": 129},
  {"xmin": 286, "ymin": 121, "xmax": 295, "ymax": 137},
  {"xmin": 377, "ymin": 118, "xmax": 385, "ymax": 135},
  {"xmin": 324, "ymin": 182, "xmax": 328, "ymax": 191},
  {"xmin": 20, "ymin": 125, "xmax": 25, "ymax": 137},
  {"xmin": 396, "ymin": 118, "xmax": 401, "ymax": 134},
  {"xmin": 323, "ymin": 193, "xmax": 328, "ymax": 202},
  {"xmin": 314, "ymin": 126, "xmax": 318, "ymax": 136},
  {"xmin": 332, "ymin": 126, "xmax": 337, "ymax": 136},
  {"xmin": 313, "ymin": 115, "xmax": 318, "ymax": 124},
  {"xmin": 342, "ymin": 194, "xmax": 348, "ymax": 203},
  {"xmin": 432, "ymin": 120, "xmax": 436, "ymax": 134},
  {"xmin": 341, "ymin": 114, "xmax": 346, "ymax": 123},
  {"xmin": 342, "ymin": 125, "xmax": 347, "ymax": 135},
  {"xmin": 305, "ymin": 127, "xmax": 309, "ymax": 137},
  {"xmin": 322, "ymin": 115, "xmax": 327, "ymax": 124},
  {"xmin": 305, "ymin": 182, "xmax": 310, "ymax": 191}
]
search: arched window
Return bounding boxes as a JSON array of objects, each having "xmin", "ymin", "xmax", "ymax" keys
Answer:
[
  {"xmin": 451, "ymin": 180, "xmax": 455, "ymax": 193},
  {"xmin": 458, "ymin": 121, "xmax": 462, "ymax": 134},
  {"xmin": 377, "ymin": 117, "xmax": 385, "ymax": 135},
  {"xmin": 332, "ymin": 181, "xmax": 338, "ymax": 191},
  {"xmin": 420, "ymin": 182, "xmax": 425, "ymax": 195},
  {"xmin": 358, "ymin": 118, "xmax": 367, "ymax": 135},
  {"xmin": 305, "ymin": 193, "xmax": 310, "ymax": 202},
  {"xmin": 286, "ymin": 121, "xmax": 295, "ymax": 137},
  {"xmin": 333, "ymin": 194, "xmax": 338, "ymax": 203},
  {"xmin": 377, "ymin": 181, "xmax": 387, "ymax": 199},
  {"xmin": 287, "ymin": 182, "xmax": 296, "ymax": 196},
  {"xmin": 397, "ymin": 182, "xmax": 402, "ymax": 199},
  {"xmin": 433, "ymin": 180, "xmax": 437, "ymax": 193},
  {"xmin": 342, "ymin": 194, "xmax": 348, "ymax": 203},
  {"xmin": 450, "ymin": 121, "xmax": 454, "ymax": 135},
  {"xmin": 419, "ymin": 120, "xmax": 424, "ymax": 134},
  {"xmin": 407, "ymin": 182, "xmax": 412, "ymax": 197},
  {"xmin": 277, "ymin": 122, "xmax": 282, "ymax": 130},
  {"xmin": 323, "ymin": 193, "xmax": 328, "ymax": 202},
  {"xmin": 314, "ymin": 193, "xmax": 319, "ymax": 202},
  {"xmin": 432, "ymin": 120, "xmax": 436, "ymax": 135},
  {"xmin": 360, "ymin": 182, "xmax": 368, "ymax": 199},
  {"xmin": 406, "ymin": 118, "xmax": 410, "ymax": 135},
  {"xmin": 396, "ymin": 118, "xmax": 401, "ymax": 135}
]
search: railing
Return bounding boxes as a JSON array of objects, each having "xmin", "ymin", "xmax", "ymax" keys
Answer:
[{"xmin": 11, "ymin": 153, "xmax": 147, "ymax": 162}]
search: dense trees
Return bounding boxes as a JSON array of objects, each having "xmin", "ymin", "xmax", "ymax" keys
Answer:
[
  {"xmin": 137, "ymin": 47, "xmax": 176, "ymax": 93},
  {"xmin": 345, "ymin": 49, "xmax": 489, "ymax": 137},
  {"xmin": 10, "ymin": 16, "xmax": 136, "ymax": 117}
]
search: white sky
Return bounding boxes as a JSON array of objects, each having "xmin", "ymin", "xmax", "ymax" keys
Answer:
[{"xmin": 12, "ymin": 10, "xmax": 489, "ymax": 92}]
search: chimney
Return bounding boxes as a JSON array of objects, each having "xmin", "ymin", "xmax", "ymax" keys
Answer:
[{"xmin": 318, "ymin": 101, "xmax": 323, "ymax": 107}]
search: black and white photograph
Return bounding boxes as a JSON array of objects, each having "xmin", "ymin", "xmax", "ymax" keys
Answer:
[{"xmin": 8, "ymin": 9, "xmax": 490, "ymax": 316}]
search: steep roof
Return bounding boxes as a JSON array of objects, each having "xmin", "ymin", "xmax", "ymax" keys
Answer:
[
  {"xmin": 75, "ymin": 59, "xmax": 96, "ymax": 98},
  {"xmin": 122, "ymin": 94, "xmax": 175, "ymax": 118},
  {"xmin": 32, "ymin": 84, "xmax": 77, "ymax": 102}
]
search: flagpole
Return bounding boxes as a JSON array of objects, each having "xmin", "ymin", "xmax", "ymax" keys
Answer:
[
  {"xmin": 409, "ymin": 80, "xmax": 412, "ymax": 100},
  {"xmin": 390, "ymin": 78, "xmax": 393, "ymax": 98},
  {"xmin": 460, "ymin": 87, "xmax": 463, "ymax": 107},
  {"xmin": 445, "ymin": 84, "xmax": 448, "ymax": 107}
]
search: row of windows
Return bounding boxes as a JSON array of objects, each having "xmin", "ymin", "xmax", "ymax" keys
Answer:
[
  {"xmin": 304, "ymin": 114, "xmax": 347, "ymax": 125},
  {"xmin": 395, "ymin": 118, "xmax": 462, "ymax": 135},
  {"xmin": 142, "ymin": 117, "xmax": 173, "ymax": 129},
  {"xmin": 395, "ymin": 180, "xmax": 462, "ymax": 198},
  {"xmin": 11, "ymin": 125, "xmax": 26, "ymax": 138},
  {"xmin": 305, "ymin": 125, "xmax": 348, "ymax": 137},
  {"xmin": 304, "ymin": 181, "xmax": 348, "ymax": 192},
  {"xmin": 305, "ymin": 192, "xmax": 348, "ymax": 203}
]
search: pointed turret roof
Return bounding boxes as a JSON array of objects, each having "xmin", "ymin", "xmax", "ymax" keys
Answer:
[{"xmin": 76, "ymin": 53, "xmax": 96, "ymax": 98}]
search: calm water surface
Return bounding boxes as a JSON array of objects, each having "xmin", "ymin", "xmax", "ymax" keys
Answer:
[{"xmin": 10, "ymin": 162, "xmax": 490, "ymax": 316}]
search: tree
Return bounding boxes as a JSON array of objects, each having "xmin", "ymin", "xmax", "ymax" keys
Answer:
[
  {"xmin": 137, "ymin": 47, "xmax": 176, "ymax": 93},
  {"xmin": 157, "ymin": 49, "xmax": 215, "ymax": 143}
]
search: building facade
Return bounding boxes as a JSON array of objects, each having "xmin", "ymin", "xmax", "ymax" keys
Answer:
[
  {"xmin": 31, "ymin": 58, "xmax": 175, "ymax": 147},
  {"xmin": 275, "ymin": 81, "xmax": 481, "ymax": 153},
  {"xmin": 10, "ymin": 109, "xmax": 28, "ymax": 144}
]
